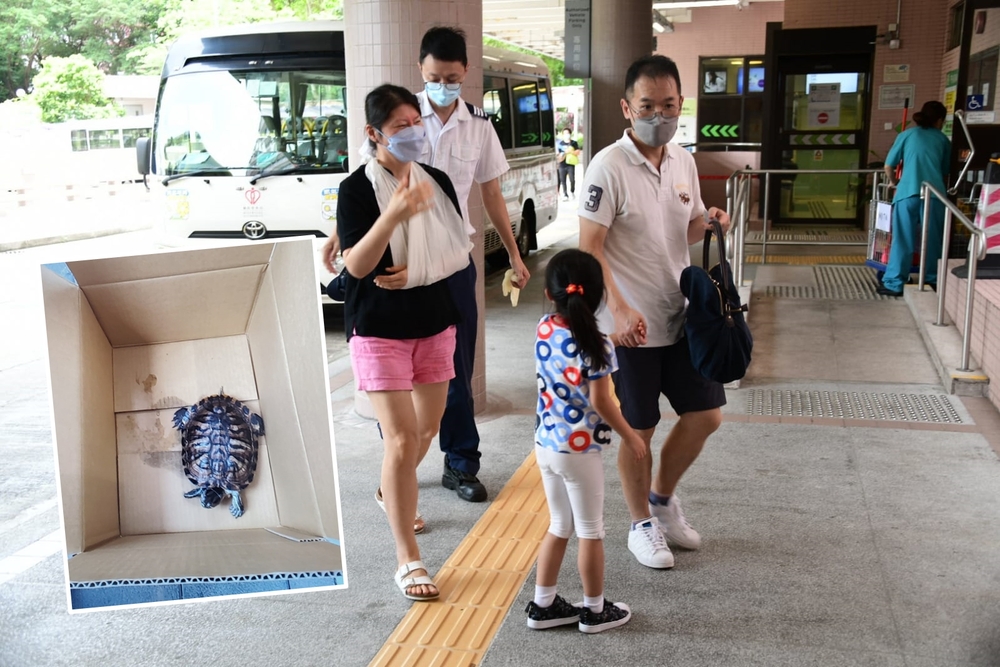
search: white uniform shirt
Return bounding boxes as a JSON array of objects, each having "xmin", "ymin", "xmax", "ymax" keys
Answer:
[
  {"xmin": 417, "ymin": 91, "xmax": 509, "ymax": 235},
  {"xmin": 578, "ymin": 130, "xmax": 704, "ymax": 347}
]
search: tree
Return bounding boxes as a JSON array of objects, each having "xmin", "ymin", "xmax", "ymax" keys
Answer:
[{"xmin": 31, "ymin": 54, "xmax": 123, "ymax": 123}]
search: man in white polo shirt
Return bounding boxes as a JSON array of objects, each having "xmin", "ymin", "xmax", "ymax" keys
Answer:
[
  {"xmin": 416, "ymin": 27, "xmax": 531, "ymax": 504},
  {"xmin": 579, "ymin": 55, "xmax": 730, "ymax": 570}
]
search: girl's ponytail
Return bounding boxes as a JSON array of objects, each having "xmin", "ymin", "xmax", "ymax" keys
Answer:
[{"xmin": 545, "ymin": 249, "xmax": 609, "ymax": 372}]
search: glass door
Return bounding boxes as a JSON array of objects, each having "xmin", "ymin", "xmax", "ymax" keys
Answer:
[{"xmin": 775, "ymin": 58, "xmax": 871, "ymax": 225}]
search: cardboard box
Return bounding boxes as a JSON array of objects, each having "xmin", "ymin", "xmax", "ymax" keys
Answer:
[{"xmin": 40, "ymin": 239, "xmax": 346, "ymax": 611}]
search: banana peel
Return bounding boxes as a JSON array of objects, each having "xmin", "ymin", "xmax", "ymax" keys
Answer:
[{"xmin": 501, "ymin": 269, "xmax": 520, "ymax": 307}]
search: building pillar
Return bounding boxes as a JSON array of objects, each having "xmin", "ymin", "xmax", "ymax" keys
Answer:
[
  {"xmin": 586, "ymin": 0, "xmax": 653, "ymax": 157},
  {"xmin": 344, "ymin": 0, "xmax": 486, "ymax": 418}
]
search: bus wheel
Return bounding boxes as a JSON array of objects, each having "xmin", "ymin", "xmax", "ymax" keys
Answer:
[{"xmin": 517, "ymin": 202, "xmax": 536, "ymax": 258}]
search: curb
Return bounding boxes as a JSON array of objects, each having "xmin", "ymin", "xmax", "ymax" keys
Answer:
[{"xmin": 0, "ymin": 226, "xmax": 153, "ymax": 253}]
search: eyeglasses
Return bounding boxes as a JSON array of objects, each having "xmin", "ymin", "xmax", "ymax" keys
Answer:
[{"xmin": 627, "ymin": 102, "xmax": 680, "ymax": 120}]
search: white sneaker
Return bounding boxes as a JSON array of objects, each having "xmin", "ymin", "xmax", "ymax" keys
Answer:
[
  {"xmin": 650, "ymin": 496, "xmax": 702, "ymax": 550},
  {"xmin": 627, "ymin": 519, "xmax": 674, "ymax": 569}
]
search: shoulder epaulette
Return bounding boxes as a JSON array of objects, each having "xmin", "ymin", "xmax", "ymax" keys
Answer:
[{"xmin": 465, "ymin": 102, "xmax": 489, "ymax": 120}]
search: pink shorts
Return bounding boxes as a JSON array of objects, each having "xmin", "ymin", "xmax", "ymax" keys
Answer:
[{"xmin": 349, "ymin": 326, "xmax": 457, "ymax": 392}]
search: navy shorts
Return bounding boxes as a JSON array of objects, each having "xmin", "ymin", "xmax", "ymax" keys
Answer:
[{"xmin": 612, "ymin": 336, "xmax": 727, "ymax": 430}]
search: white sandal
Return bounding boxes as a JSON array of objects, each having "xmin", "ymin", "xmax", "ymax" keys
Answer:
[
  {"xmin": 375, "ymin": 488, "xmax": 425, "ymax": 534},
  {"xmin": 394, "ymin": 560, "xmax": 439, "ymax": 601}
]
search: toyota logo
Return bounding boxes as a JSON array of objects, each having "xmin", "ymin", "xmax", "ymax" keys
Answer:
[{"xmin": 242, "ymin": 221, "xmax": 266, "ymax": 240}]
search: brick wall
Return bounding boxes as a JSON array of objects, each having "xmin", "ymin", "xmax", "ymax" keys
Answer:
[
  {"xmin": 784, "ymin": 0, "xmax": 953, "ymax": 163},
  {"xmin": 944, "ymin": 261, "xmax": 1000, "ymax": 410}
]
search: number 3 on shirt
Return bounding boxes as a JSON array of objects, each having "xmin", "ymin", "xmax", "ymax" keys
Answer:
[{"xmin": 585, "ymin": 185, "xmax": 603, "ymax": 212}]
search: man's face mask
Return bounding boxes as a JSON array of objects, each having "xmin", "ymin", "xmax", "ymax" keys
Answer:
[
  {"xmin": 630, "ymin": 111, "xmax": 679, "ymax": 148},
  {"xmin": 424, "ymin": 82, "xmax": 462, "ymax": 107}
]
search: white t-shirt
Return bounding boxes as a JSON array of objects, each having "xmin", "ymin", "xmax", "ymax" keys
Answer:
[
  {"xmin": 578, "ymin": 130, "xmax": 704, "ymax": 347},
  {"xmin": 417, "ymin": 91, "xmax": 509, "ymax": 235}
]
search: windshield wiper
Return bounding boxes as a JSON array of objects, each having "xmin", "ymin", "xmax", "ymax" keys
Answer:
[
  {"xmin": 249, "ymin": 165, "xmax": 320, "ymax": 185},
  {"xmin": 161, "ymin": 169, "xmax": 234, "ymax": 186}
]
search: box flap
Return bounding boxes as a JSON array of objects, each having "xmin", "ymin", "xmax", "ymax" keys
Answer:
[
  {"xmin": 41, "ymin": 266, "xmax": 119, "ymax": 554},
  {"xmin": 81, "ymin": 265, "xmax": 265, "ymax": 347},
  {"xmin": 66, "ymin": 243, "xmax": 275, "ymax": 287},
  {"xmin": 66, "ymin": 529, "xmax": 344, "ymax": 581},
  {"xmin": 116, "ymin": 403, "xmax": 281, "ymax": 535},
  {"xmin": 267, "ymin": 239, "xmax": 342, "ymax": 539},
  {"xmin": 113, "ymin": 336, "xmax": 258, "ymax": 413}
]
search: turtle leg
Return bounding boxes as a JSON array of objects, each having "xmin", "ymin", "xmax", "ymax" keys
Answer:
[{"xmin": 229, "ymin": 490, "xmax": 245, "ymax": 518}]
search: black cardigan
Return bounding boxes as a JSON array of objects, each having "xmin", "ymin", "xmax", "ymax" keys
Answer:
[{"xmin": 336, "ymin": 163, "xmax": 463, "ymax": 341}]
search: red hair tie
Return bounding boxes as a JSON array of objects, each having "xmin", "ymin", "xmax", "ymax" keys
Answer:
[{"xmin": 566, "ymin": 283, "xmax": 584, "ymax": 295}]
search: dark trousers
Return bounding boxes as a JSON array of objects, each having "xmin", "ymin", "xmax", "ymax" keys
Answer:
[
  {"xmin": 440, "ymin": 258, "xmax": 480, "ymax": 475},
  {"xmin": 558, "ymin": 163, "xmax": 575, "ymax": 197}
]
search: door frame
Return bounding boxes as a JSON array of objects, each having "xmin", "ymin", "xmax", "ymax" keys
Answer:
[{"xmin": 762, "ymin": 25, "xmax": 877, "ymax": 226}]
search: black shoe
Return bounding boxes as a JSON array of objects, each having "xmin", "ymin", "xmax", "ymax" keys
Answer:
[
  {"xmin": 578, "ymin": 599, "xmax": 632, "ymax": 634},
  {"xmin": 876, "ymin": 285, "xmax": 904, "ymax": 297},
  {"xmin": 526, "ymin": 595, "xmax": 582, "ymax": 629},
  {"xmin": 442, "ymin": 458, "xmax": 487, "ymax": 502}
]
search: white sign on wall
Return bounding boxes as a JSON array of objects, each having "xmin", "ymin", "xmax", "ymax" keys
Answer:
[{"xmin": 807, "ymin": 83, "xmax": 841, "ymax": 128}]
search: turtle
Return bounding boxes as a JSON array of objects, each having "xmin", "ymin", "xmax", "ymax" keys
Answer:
[{"xmin": 172, "ymin": 392, "xmax": 265, "ymax": 518}]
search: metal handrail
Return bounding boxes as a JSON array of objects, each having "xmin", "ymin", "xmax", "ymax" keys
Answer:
[
  {"xmin": 725, "ymin": 168, "xmax": 883, "ymax": 284},
  {"xmin": 948, "ymin": 110, "xmax": 974, "ymax": 196},
  {"xmin": 920, "ymin": 181, "xmax": 987, "ymax": 372}
]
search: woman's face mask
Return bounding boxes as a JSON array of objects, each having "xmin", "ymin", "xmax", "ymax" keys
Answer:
[
  {"xmin": 630, "ymin": 112, "xmax": 679, "ymax": 148},
  {"xmin": 424, "ymin": 81, "xmax": 462, "ymax": 107},
  {"xmin": 377, "ymin": 124, "xmax": 426, "ymax": 163}
]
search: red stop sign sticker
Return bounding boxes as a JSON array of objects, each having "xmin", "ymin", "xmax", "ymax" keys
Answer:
[{"xmin": 818, "ymin": 112, "xmax": 829, "ymax": 124}]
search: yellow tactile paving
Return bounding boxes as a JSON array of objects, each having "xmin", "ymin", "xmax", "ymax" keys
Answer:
[
  {"xmin": 369, "ymin": 452, "xmax": 549, "ymax": 667},
  {"xmin": 744, "ymin": 254, "xmax": 867, "ymax": 265}
]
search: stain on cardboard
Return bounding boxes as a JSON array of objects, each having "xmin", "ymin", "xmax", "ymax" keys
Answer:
[
  {"xmin": 141, "ymin": 450, "xmax": 182, "ymax": 470},
  {"xmin": 138, "ymin": 373, "xmax": 157, "ymax": 393}
]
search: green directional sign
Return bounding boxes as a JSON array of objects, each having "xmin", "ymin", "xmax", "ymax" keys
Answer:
[
  {"xmin": 521, "ymin": 132, "xmax": 538, "ymax": 144},
  {"xmin": 790, "ymin": 133, "xmax": 856, "ymax": 146},
  {"xmin": 542, "ymin": 131, "xmax": 552, "ymax": 142},
  {"xmin": 700, "ymin": 124, "xmax": 739, "ymax": 139}
]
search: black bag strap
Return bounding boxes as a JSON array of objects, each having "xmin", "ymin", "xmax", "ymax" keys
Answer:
[{"xmin": 702, "ymin": 216, "xmax": 730, "ymax": 288}]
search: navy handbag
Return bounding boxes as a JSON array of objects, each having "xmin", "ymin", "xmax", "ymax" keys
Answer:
[{"xmin": 679, "ymin": 218, "xmax": 752, "ymax": 384}]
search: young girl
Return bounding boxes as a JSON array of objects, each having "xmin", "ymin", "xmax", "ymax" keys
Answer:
[{"xmin": 528, "ymin": 248, "xmax": 646, "ymax": 633}]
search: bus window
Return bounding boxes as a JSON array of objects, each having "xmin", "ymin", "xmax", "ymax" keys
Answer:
[
  {"xmin": 483, "ymin": 76, "xmax": 512, "ymax": 150},
  {"xmin": 89, "ymin": 129, "xmax": 122, "ymax": 150},
  {"xmin": 123, "ymin": 127, "xmax": 151, "ymax": 149},
  {"xmin": 71, "ymin": 130, "xmax": 89, "ymax": 152},
  {"xmin": 511, "ymin": 80, "xmax": 541, "ymax": 148},
  {"xmin": 538, "ymin": 82, "xmax": 555, "ymax": 147}
]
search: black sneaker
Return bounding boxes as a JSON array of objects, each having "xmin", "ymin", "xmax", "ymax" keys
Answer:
[
  {"xmin": 442, "ymin": 457, "xmax": 487, "ymax": 502},
  {"xmin": 578, "ymin": 600, "xmax": 632, "ymax": 634},
  {"xmin": 525, "ymin": 595, "xmax": 582, "ymax": 630}
]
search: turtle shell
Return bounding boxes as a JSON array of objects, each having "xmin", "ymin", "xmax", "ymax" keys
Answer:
[{"xmin": 172, "ymin": 394, "xmax": 264, "ymax": 518}]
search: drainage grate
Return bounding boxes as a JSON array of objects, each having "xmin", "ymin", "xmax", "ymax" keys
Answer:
[
  {"xmin": 746, "ymin": 228, "xmax": 868, "ymax": 243},
  {"xmin": 765, "ymin": 265, "xmax": 887, "ymax": 300},
  {"xmin": 746, "ymin": 389, "xmax": 964, "ymax": 423}
]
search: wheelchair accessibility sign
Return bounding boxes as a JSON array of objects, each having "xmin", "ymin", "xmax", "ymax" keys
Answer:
[{"xmin": 967, "ymin": 94, "xmax": 985, "ymax": 111}]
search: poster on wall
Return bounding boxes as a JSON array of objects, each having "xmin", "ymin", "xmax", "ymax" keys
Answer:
[
  {"xmin": 943, "ymin": 69, "xmax": 958, "ymax": 139},
  {"xmin": 884, "ymin": 64, "xmax": 910, "ymax": 82},
  {"xmin": 807, "ymin": 83, "xmax": 840, "ymax": 128},
  {"xmin": 878, "ymin": 84, "xmax": 915, "ymax": 110},
  {"xmin": 674, "ymin": 98, "xmax": 698, "ymax": 145}
]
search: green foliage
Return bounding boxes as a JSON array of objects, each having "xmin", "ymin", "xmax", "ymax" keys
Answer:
[
  {"xmin": 31, "ymin": 54, "xmax": 123, "ymax": 122},
  {"xmin": 482, "ymin": 36, "xmax": 583, "ymax": 88}
]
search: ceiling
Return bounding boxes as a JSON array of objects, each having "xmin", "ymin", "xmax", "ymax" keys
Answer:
[{"xmin": 482, "ymin": 0, "xmax": 782, "ymax": 59}]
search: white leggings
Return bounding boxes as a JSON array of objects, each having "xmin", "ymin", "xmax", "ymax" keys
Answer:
[{"xmin": 535, "ymin": 446, "xmax": 605, "ymax": 540}]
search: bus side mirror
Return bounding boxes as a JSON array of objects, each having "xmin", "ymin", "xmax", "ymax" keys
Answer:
[{"xmin": 136, "ymin": 138, "xmax": 151, "ymax": 176}]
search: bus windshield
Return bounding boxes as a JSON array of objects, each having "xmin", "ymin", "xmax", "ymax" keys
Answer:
[{"xmin": 155, "ymin": 67, "xmax": 348, "ymax": 177}]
